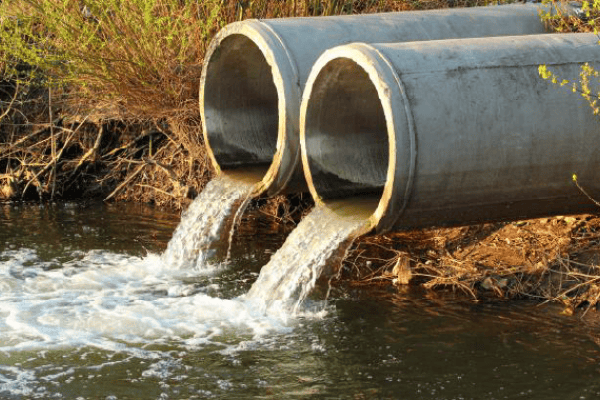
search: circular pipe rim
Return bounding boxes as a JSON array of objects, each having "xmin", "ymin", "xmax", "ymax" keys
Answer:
[
  {"xmin": 300, "ymin": 43, "xmax": 417, "ymax": 233},
  {"xmin": 199, "ymin": 20, "xmax": 301, "ymax": 196}
]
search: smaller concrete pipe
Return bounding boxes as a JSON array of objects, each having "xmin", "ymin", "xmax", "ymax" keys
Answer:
[
  {"xmin": 300, "ymin": 33, "xmax": 600, "ymax": 233},
  {"xmin": 200, "ymin": 3, "xmax": 562, "ymax": 196}
]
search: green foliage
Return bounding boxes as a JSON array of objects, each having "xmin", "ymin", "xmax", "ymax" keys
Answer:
[
  {"xmin": 0, "ymin": 0, "xmax": 224, "ymax": 119},
  {"xmin": 538, "ymin": 0, "xmax": 599, "ymax": 32},
  {"xmin": 538, "ymin": 0, "xmax": 600, "ymax": 116},
  {"xmin": 0, "ymin": 0, "xmax": 500, "ymax": 121}
]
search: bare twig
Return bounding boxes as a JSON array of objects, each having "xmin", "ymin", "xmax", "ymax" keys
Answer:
[
  {"xmin": 21, "ymin": 128, "xmax": 76, "ymax": 198},
  {"xmin": 0, "ymin": 81, "xmax": 19, "ymax": 123},
  {"xmin": 1, "ymin": 124, "xmax": 53, "ymax": 156},
  {"xmin": 69, "ymin": 121, "xmax": 103, "ymax": 178},
  {"xmin": 49, "ymin": 87, "xmax": 57, "ymax": 200},
  {"xmin": 135, "ymin": 183, "xmax": 177, "ymax": 198},
  {"xmin": 573, "ymin": 175, "xmax": 600, "ymax": 208},
  {"xmin": 104, "ymin": 162, "xmax": 146, "ymax": 201}
]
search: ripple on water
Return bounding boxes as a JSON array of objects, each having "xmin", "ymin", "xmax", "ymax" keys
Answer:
[{"xmin": 0, "ymin": 247, "xmax": 328, "ymax": 355}]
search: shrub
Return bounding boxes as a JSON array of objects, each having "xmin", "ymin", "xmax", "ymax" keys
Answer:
[
  {"xmin": 538, "ymin": 0, "xmax": 600, "ymax": 115},
  {"xmin": 0, "ymin": 0, "xmax": 223, "ymax": 120}
]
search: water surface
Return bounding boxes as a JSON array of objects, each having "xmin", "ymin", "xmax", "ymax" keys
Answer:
[{"xmin": 1, "ymin": 202, "xmax": 600, "ymax": 399}]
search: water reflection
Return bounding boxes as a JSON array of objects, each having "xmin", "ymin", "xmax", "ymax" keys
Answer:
[
  {"xmin": 322, "ymin": 288, "xmax": 600, "ymax": 399},
  {"xmin": 0, "ymin": 201, "xmax": 177, "ymax": 257}
]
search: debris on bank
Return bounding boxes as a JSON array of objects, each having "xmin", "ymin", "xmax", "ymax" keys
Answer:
[
  {"xmin": 341, "ymin": 214, "xmax": 600, "ymax": 314},
  {"xmin": 0, "ymin": 92, "xmax": 211, "ymax": 208}
]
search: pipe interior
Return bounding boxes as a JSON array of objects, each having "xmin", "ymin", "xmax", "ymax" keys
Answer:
[
  {"xmin": 304, "ymin": 58, "xmax": 389, "ymax": 211},
  {"xmin": 203, "ymin": 34, "xmax": 279, "ymax": 177}
]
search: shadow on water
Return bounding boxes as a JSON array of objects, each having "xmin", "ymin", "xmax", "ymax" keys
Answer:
[
  {"xmin": 2, "ymin": 202, "xmax": 600, "ymax": 399},
  {"xmin": 0, "ymin": 201, "xmax": 178, "ymax": 258}
]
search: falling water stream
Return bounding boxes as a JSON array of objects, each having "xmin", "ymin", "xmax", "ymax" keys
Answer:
[
  {"xmin": 2, "ymin": 194, "xmax": 600, "ymax": 398},
  {"xmin": 160, "ymin": 174, "xmax": 366, "ymax": 310},
  {"xmin": 245, "ymin": 202, "xmax": 371, "ymax": 310},
  {"xmin": 161, "ymin": 175, "xmax": 254, "ymax": 269}
]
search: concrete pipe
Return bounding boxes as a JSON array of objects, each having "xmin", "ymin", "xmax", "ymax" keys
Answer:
[
  {"xmin": 300, "ymin": 33, "xmax": 600, "ymax": 233},
  {"xmin": 200, "ymin": 3, "xmax": 563, "ymax": 197}
]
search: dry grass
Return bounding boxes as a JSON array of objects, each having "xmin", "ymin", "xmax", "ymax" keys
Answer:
[{"xmin": 338, "ymin": 215, "xmax": 600, "ymax": 313}]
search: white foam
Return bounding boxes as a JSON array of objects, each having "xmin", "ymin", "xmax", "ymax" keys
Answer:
[
  {"xmin": 0, "ymin": 365, "xmax": 37, "ymax": 397},
  {"xmin": 0, "ymin": 247, "xmax": 322, "ymax": 355},
  {"xmin": 161, "ymin": 175, "xmax": 253, "ymax": 270}
]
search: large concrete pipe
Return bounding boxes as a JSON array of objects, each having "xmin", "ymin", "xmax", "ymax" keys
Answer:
[
  {"xmin": 300, "ymin": 33, "xmax": 600, "ymax": 234},
  {"xmin": 200, "ymin": 3, "xmax": 564, "ymax": 197}
]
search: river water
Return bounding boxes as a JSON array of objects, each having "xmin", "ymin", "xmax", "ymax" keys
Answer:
[{"xmin": 2, "ymin": 202, "xmax": 600, "ymax": 399}]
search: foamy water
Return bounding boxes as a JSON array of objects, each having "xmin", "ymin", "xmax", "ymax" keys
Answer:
[
  {"xmin": 0, "ymin": 177, "xmax": 352, "ymax": 359},
  {"xmin": 246, "ymin": 205, "xmax": 369, "ymax": 311},
  {"xmin": 161, "ymin": 175, "xmax": 254, "ymax": 269},
  {"xmin": 0, "ymin": 239, "xmax": 332, "ymax": 397},
  {"xmin": 0, "ymin": 180, "xmax": 371, "ymax": 398},
  {"xmin": 0, "ymin": 247, "xmax": 306, "ymax": 356}
]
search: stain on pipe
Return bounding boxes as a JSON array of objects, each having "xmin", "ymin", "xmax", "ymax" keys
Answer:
[
  {"xmin": 300, "ymin": 33, "xmax": 600, "ymax": 233},
  {"xmin": 200, "ymin": 4, "xmax": 562, "ymax": 197}
]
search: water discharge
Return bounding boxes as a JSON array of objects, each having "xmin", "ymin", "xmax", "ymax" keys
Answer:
[
  {"xmin": 0, "ymin": 175, "xmax": 297, "ymax": 362},
  {"xmin": 0, "ymin": 176, "xmax": 373, "ymax": 360},
  {"xmin": 161, "ymin": 174, "xmax": 254, "ymax": 269},
  {"xmin": 162, "ymin": 172, "xmax": 371, "ymax": 311},
  {"xmin": 1, "ymin": 175, "xmax": 368, "ymax": 357},
  {"xmin": 246, "ymin": 204, "xmax": 370, "ymax": 310},
  {"xmin": 0, "ymin": 173, "xmax": 377, "ymax": 398}
]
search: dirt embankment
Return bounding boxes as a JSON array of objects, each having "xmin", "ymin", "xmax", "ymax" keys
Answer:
[
  {"xmin": 340, "ymin": 214, "xmax": 600, "ymax": 313},
  {"xmin": 0, "ymin": 75, "xmax": 211, "ymax": 207}
]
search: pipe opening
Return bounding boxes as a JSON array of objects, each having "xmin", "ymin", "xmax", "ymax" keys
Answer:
[
  {"xmin": 203, "ymin": 34, "xmax": 279, "ymax": 178},
  {"xmin": 304, "ymin": 58, "xmax": 389, "ymax": 215}
]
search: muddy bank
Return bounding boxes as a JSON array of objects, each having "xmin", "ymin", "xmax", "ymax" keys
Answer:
[{"xmin": 340, "ymin": 213, "xmax": 600, "ymax": 313}]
